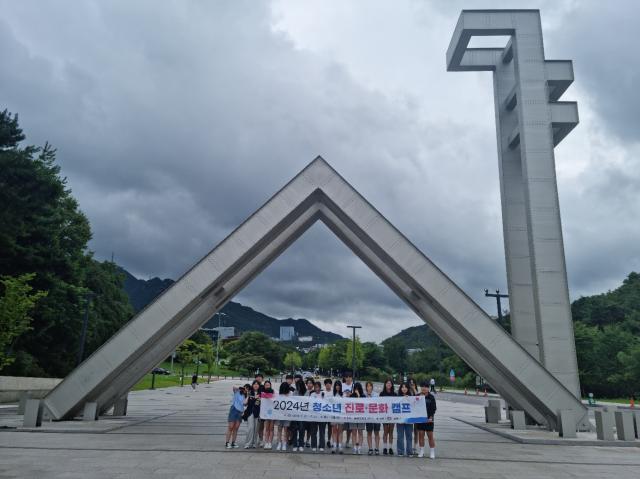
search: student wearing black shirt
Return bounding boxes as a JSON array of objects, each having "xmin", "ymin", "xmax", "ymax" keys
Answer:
[
  {"xmin": 379, "ymin": 379, "xmax": 396, "ymax": 455},
  {"xmin": 416, "ymin": 381, "xmax": 437, "ymax": 458},
  {"xmin": 243, "ymin": 380, "xmax": 261, "ymax": 448}
]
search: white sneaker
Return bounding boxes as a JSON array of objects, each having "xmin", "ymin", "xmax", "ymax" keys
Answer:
[
  {"xmin": 276, "ymin": 442, "xmax": 282, "ymax": 451},
  {"xmin": 282, "ymin": 444, "xmax": 287, "ymax": 452},
  {"xmin": 353, "ymin": 447, "xmax": 357, "ymax": 454},
  {"xmin": 244, "ymin": 444, "xmax": 251, "ymax": 449},
  {"xmin": 312, "ymin": 448, "xmax": 316, "ymax": 452},
  {"xmin": 429, "ymin": 448, "xmax": 435, "ymax": 459},
  {"xmin": 225, "ymin": 442, "xmax": 231, "ymax": 449},
  {"xmin": 418, "ymin": 448, "xmax": 424, "ymax": 458},
  {"xmin": 319, "ymin": 447, "xmax": 324, "ymax": 452}
]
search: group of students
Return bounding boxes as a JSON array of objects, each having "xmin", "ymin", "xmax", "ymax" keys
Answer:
[{"xmin": 225, "ymin": 372, "xmax": 437, "ymax": 459}]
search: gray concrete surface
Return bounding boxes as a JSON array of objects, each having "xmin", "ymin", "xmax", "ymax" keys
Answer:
[
  {"xmin": 0, "ymin": 376, "xmax": 62, "ymax": 403},
  {"xmin": 1, "ymin": 379, "xmax": 639, "ymax": 478}
]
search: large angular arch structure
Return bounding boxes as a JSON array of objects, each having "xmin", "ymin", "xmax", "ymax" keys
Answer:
[{"xmin": 43, "ymin": 157, "xmax": 587, "ymax": 430}]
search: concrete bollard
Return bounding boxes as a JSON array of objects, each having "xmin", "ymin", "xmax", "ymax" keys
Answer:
[
  {"xmin": 633, "ymin": 410, "xmax": 640, "ymax": 439},
  {"xmin": 23, "ymin": 399, "xmax": 43, "ymax": 427},
  {"xmin": 485, "ymin": 405, "xmax": 501, "ymax": 423},
  {"xmin": 510, "ymin": 410, "xmax": 526, "ymax": 430},
  {"xmin": 82, "ymin": 402, "xmax": 99, "ymax": 421},
  {"xmin": 557, "ymin": 410, "xmax": 577, "ymax": 438},
  {"xmin": 113, "ymin": 394, "xmax": 128, "ymax": 416},
  {"xmin": 595, "ymin": 410, "xmax": 615, "ymax": 441},
  {"xmin": 17, "ymin": 391, "xmax": 32, "ymax": 415},
  {"xmin": 614, "ymin": 410, "xmax": 635, "ymax": 441}
]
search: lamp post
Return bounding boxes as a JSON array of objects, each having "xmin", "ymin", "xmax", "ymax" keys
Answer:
[
  {"xmin": 346, "ymin": 325, "xmax": 362, "ymax": 380},
  {"xmin": 77, "ymin": 292, "xmax": 95, "ymax": 366},
  {"xmin": 215, "ymin": 313, "xmax": 222, "ymax": 374},
  {"xmin": 484, "ymin": 289, "xmax": 509, "ymax": 324}
]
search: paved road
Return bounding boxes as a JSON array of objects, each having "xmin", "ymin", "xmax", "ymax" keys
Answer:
[{"xmin": 0, "ymin": 380, "xmax": 638, "ymax": 478}]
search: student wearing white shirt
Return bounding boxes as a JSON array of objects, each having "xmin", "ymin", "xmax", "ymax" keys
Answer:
[
  {"xmin": 323, "ymin": 378, "xmax": 333, "ymax": 448},
  {"xmin": 331, "ymin": 381, "xmax": 344, "ymax": 454},
  {"xmin": 341, "ymin": 372, "xmax": 354, "ymax": 447}
]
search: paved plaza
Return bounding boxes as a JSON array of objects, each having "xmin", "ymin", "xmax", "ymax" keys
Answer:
[{"xmin": 0, "ymin": 379, "xmax": 639, "ymax": 478}]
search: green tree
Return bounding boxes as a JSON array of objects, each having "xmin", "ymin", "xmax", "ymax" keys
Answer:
[
  {"xmin": 318, "ymin": 345, "xmax": 332, "ymax": 371},
  {"xmin": 407, "ymin": 346, "xmax": 442, "ymax": 374},
  {"xmin": 345, "ymin": 336, "xmax": 364, "ymax": 373},
  {"xmin": 302, "ymin": 348, "xmax": 319, "ymax": 370},
  {"xmin": 0, "ymin": 110, "xmax": 133, "ymax": 377},
  {"xmin": 190, "ymin": 330, "xmax": 213, "ymax": 345},
  {"xmin": 382, "ymin": 337, "xmax": 408, "ymax": 373},
  {"xmin": 229, "ymin": 353, "xmax": 270, "ymax": 376},
  {"xmin": 0, "ymin": 273, "xmax": 47, "ymax": 369},
  {"xmin": 284, "ymin": 351, "xmax": 302, "ymax": 373},
  {"xmin": 362, "ymin": 342, "xmax": 387, "ymax": 369},
  {"xmin": 225, "ymin": 331, "xmax": 285, "ymax": 370},
  {"xmin": 201, "ymin": 343, "xmax": 215, "ymax": 382}
]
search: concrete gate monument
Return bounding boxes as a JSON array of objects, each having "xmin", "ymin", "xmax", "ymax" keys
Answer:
[{"xmin": 40, "ymin": 10, "xmax": 587, "ymax": 433}]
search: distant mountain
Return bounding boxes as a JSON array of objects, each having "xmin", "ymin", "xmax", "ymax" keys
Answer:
[
  {"xmin": 120, "ymin": 268, "xmax": 344, "ymax": 345},
  {"xmin": 121, "ymin": 269, "xmax": 174, "ymax": 312},
  {"xmin": 382, "ymin": 323, "xmax": 445, "ymax": 350}
]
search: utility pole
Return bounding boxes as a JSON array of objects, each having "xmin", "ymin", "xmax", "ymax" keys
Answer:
[
  {"xmin": 346, "ymin": 325, "xmax": 361, "ymax": 380},
  {"xmin": 77, "ymin": 292, "xmax": 95, "ymax": 366},
  {"xmin": 484, "ymin": 289, "xmax": 509, "ymax": 324},
  {"xmin": 214, "ymin": 313, "xmax": 222, "ymax": 373}
]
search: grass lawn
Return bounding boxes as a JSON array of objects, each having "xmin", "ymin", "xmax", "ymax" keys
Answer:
[{"xmin": 132, "ymin": 362, "xmax": 247, "ymax": 391}]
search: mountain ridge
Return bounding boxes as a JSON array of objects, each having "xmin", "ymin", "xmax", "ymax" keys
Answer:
[{"xmin": 120, "ymin": 268, "xmax": 344, "ymax": 344}]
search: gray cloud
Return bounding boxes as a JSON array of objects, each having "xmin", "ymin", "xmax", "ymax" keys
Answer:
[{"xmin": 1, "ymin": 1, "xmax": 639, "ymax": 342}]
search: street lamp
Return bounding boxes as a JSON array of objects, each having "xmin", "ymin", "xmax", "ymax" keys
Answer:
[
  {"xmin": 215, "ymin": 313, "xmax": 222, "ymax": 373},
  {"xmin": 346, "ymin": 325, "xmax": 362, "ymax": 380}
]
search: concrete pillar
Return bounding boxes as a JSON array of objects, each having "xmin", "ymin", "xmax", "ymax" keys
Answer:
[
  {"xmin": 511, "ymin": 410, "xmax": 526, "ymax": 430},
  {"xmin": 23, "ymin": 399, "xmax": 43, "ymax": 427},
  {"xmin": 595, "ymin": 410, "xmax": 615, "ymax": 441},
  {"xmin": 113, "ymin": 394, "xmax": 128, "ymax": 416},
  {"xmin": 557, "ymin": 409, "xmax": 577, "ymax": 438},
  {"xmin": 485, "ymin": 400, "xmax": 502, "ymax": 423},
  {"xmin": 633, "ymin": 409, "xmax": 640, "ymax": 439},
  {"xmin": 82, "ymin": 402, "xmax": 98, "ymax": 421},
  {"xmin": 17, "ymin": 391, "xmax": 31, "ymax": 415},
  {"xmin": 614, "ymin": 410, "xmax": 635, "ymax": 441}
]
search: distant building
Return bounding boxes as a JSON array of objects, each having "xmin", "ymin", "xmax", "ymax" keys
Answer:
[
  {"xmin": 212, "ymin": 326, "xmax": 235, "ymax": 339},
  {"xmin": 298, "ymin": 336, "xmax": 313, "ymax": 343},
  {"xmin": 280, "ymin": 326, "xmax": 295, "ymax": 341},
  {"xmin": 407, "ymin": 348, "xmax": 423, "ymax": 355}
]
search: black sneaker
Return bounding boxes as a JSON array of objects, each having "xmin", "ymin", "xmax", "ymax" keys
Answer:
[
  {"xmin": 327, "ymin": 440, "xmax": 331, "ymax": 448},
  {"xmin": 331, "ymin": 449, "xmax": 336, "ymax": 454},
  {"xmin": 389, "ymin": 448, "xmax": 394, "ymax": 455},
  {"xmin": 368, "ymin": 449, "xmax": 373, "ymax": 456},
  {"xmin": 383, "ymin": 448, "xmax": 388, "ymax": 455},
  {"xmin": 374, "ymin": 448, "xmax": 380, "ymax": 455}
]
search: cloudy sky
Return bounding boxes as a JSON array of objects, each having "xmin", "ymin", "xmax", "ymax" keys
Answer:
[{"xmin": 2, "ymin": 1, "xmax": 639, "ymax": 341}]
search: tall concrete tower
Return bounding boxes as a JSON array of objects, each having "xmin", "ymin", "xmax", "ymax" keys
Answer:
[{"xmin": 447, "ymin": 10, "xmax": 581, "ymax": 398}]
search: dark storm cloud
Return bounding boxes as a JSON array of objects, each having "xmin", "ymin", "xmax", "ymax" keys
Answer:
[{"xmin": 2, "ymin": 1, "xmax": 639, "ymax": 341}]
